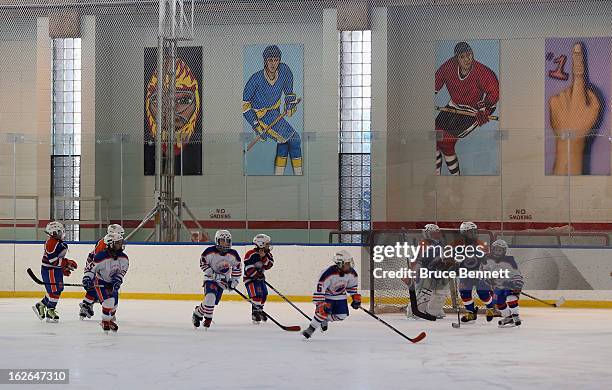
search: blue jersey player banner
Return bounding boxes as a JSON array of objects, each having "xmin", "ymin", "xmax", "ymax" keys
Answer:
[
  {"xmin": 435, "ymin": 40, "xmax": 500, "ymax": 176},
  {"xmin": 242, "ymin": 44, "xmax": 304, "ymax": 176},
  {"xmin": 144, "ymin": 46, "xmax": 203, "ymax": 175}
]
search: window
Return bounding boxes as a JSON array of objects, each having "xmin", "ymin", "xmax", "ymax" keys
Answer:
[
  {"xmin": 51, "ymin": 38, "xmax": 82, "ymax": 240},
  {"xmin": 339, "ymin": 30, "xmax": 372, "ymax": 243}
]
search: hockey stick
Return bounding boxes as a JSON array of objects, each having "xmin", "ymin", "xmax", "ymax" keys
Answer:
[
  {"xmin": 27, "ymin": 268, "xmax": 92, "ymax": 288},
  {"xmin": 265, "ymin": 281, "xmax": 312, "ymax": 321},
  {"xmin": 360, "ymin": 307, "xmax": 426, "ymax": 344},
  {"xmin": 521, "ymin": 291, "xmax": 565, "ymax": 308},
  {"xmin": 245, "ymin": 98, "xmax": 302, "ymax": 152},
  {"xmin": 450, "ymin": 279, "xmax": 462, "ymax": 328},
  {"xmin": 231, "ymin": 288, "xmax": 301, "ymax": 332},
  {"xmin": 408, "ymin": 288, "xmax": 437, "ymax": 321},
  {"xmin": 435, "ymin": 105, "xmax": 499, "ymax": 121}
]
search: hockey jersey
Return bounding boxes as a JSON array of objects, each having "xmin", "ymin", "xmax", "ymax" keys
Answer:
[
  {"xmin": 481, "ymin": 255, "xmax": 524, "ymax": 290},
  {"xmin": 243, "ymin": 248, "xmax": 274, "ymax": 284},
  {"xmin": 450, "ymin": 238, "xmax": 489, "ymax": 271},
  {"xmin": 242, "ymin": 63, "xmax": 296, "ymax": 142},
  {"xmin": 200, "ymin": 246, "xmax": 242, "ymax": 284},
  {"xmin": 86, "ymin": 238, "xmax": 106, "ymax": 265},
  {"xmin": 42, "ymin": 237, "xmax": 68, "ymax": 269},
  {"xmin": 84, "ymin": 249, "xmax": 129, "ymax": 284},
  {"xmin": 435, "ymin": 58, "xmax": 499, "ymax": 110},
  {"xmin": 313, "ymin": 265, "xmax": 359, "ymax": 303}
]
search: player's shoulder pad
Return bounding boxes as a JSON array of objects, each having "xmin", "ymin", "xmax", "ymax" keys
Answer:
[
  {"xmin": 244, "ymin": 249, "xmax": 260, "ymax": 262},
  {"xmin": 320, "ymin": 265, "xmax": 339, "ymax": 280},
  {"xmin": 45, "ymin": 237, "xmax": 65, "ymax": 253},
  {"xmin": 226, "ymin": 248, "xmax": 241, "ymax": 260},
  {"xmin": 93, "ymin": 250, "xmax": 110, "ymax": 262},
  {"xmin": 202, "ymin": 246, "xmax": 218, "ymax": 256},
  {"xmin": 348, "ymin": 267, "xmax": 358, "ymax": 278},
  {"xmin": 504, "ymin": 255, "xmax": 518, "ymax": 268}
]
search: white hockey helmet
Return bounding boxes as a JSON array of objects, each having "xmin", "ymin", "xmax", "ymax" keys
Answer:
[
  {"xmin": 422, "ymin": 223, "xmax": 441, "ymax": 240},
  {"xmin": 459, "ymin": 221, "xmax": 478, "ymax": 239},
  {"xmin": 491, "ymin": 239, "xmax": 508, "ymax": 257},
  {"xmin": 104, "ymin": 232, "xmax": 125, "ymax": 251},
  {"xmin": 107, "ymin": 223, "xmax": 125, "ymax": 237},
  {"xmin": 215, "ymin": 230, "xmax": 232, "ymax": 252},
  {"xmin": 333, "ymin": 250, "xmax": 354, "ymax": 269},
  {"xmin": 45, "ymin": 221, "xmax": 65, "ymax": 240},
  {"xmin": 253, "ymin": 233, "xmax": 272, "ymax": 251}
]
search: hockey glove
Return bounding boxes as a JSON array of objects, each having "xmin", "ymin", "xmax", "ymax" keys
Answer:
[
  {"xmin": 252, "ymin": 122, "xmax": 269, "ymax": 141},
  {"xmin": 284, "ymin": 94, "xmax": 299, "ymax": 116},
  {"xmin": 475, "ymin": 100, "xmax": 494, "ymax": 126},
  {"xmin": 351, "ymin": 294, "xmax": 362, "ymax": 309},
  {"xmin": 228, "ymin": 278, "xmax": 239, "ymax": 290},
  {"xmin": 111, "ymin": 275, "xmax": 123, "ymax": 293},
  {"xmin": 82, "ymin": 276, "xmax": 94, "ymax": 290},
  {"xmin": 61, "ymin": 258, "xmax": 78, "ymax": 277}
]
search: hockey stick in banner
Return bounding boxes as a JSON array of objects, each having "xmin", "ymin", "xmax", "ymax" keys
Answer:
[
  {"xmin": 27, "ymin": 268, "xmax": 92, "ymax": 288},
  {"xmin": 231, "ymin": 288, "xmax": 301, "ymax": 332},
  {"xmin": 521, "ymin": 291, "xmax": 565, "ymax": 308},
  {"xmin": 360, "ymin": 307, "xmax": 426, "ymax": 344},
  {"xmin": 435, "ymin": 105, "xmax": 499, "ymax": 121},
  {"xmin": 265, "ymin": 281, "xmax": 312, "ymax": 321},
  {"xmin": 245, "ymin": 98, "xmax": 302, "ymax": 152}
]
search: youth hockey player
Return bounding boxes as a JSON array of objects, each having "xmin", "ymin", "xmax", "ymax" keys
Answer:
[
  {"xmin": 192, "ymin": 230, "xmax": 242, "ymax": 329},
  {"xmin": 82, "ymin": 232, "xmax": 129, "ymax": 333},
  {"xmin": 454, "ymin": 221, "xmax": 496, "ymax": 323},
  {"xmin": 244, "ymin": 233, "xmax": 274, "ymax": 324},
  {"xmin": 79, "ymin": 224, "xmax": 124, "ymax": 320},
  {"xmin": 482, "ymin": 239, "xmax": 524, "ymax": 327},
  {"xmin": 302, "ymin": 250, "xmax": 361, "ymax": 339},
  {"xmin": 32, "ymin": 221, "xmax": 77, "ymax": 322},
  {"xmin": 406, "ymin": 224, "xmax": 454, "ymax": 320}
]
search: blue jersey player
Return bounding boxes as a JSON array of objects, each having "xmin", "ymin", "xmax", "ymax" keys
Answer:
[
  {"xmin": 244, "ymin": 233, "xmax": 274, "ymax": 324},
  {"xmin": 32, "ymin": 221, "xmax": 77, "ymax": 323},
  {"xmin": 243, "ymin": 45, "xmax": 302, "ymax": 175},
  {"xmin": 302, "ymin": 250, "xmax": 361, "ymax": 339}
]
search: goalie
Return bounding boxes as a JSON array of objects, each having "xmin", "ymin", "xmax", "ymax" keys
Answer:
[{"xmin": 406, "ymin": 224, "xmax": 454, "ymax": 320}]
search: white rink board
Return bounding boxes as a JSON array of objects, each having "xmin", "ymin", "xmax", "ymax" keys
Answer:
[
  {"xmin": 2, "ymin": 243, "xmax": 612, "ymax": 301},
  {"xmin": 3, "ymin": 243, "xmax": 364, "ymax": 296}
]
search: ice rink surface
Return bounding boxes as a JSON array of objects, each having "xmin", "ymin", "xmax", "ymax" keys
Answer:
[{"xmin": 2, "ymin": 298, "xmax": 612, "ymax": 390}]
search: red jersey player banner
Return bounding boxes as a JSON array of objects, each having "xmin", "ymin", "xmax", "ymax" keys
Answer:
[
  {"xmin": 242, "ymin": 44, "xmax": 304, "ymax": 176},
  {"xmin": 545, "ymin": 38, "xmax": 610, "ymax": 176},
  {"xmin": 434, "ymin": 40, "xmax": 500, "ymax": 176},
  {"xmin": 144, "ymin": 46, "xmax": 203, "ymax": 176}
]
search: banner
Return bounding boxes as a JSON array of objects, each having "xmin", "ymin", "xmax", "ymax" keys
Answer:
[
  {"xmin": 242, "ymin": 44, "xmax": 304, "ymax": 176},
  {"xmin": 144, "ymin": 46, "xmax": 202, "ymax": 175},
  {"xmin": 434, "ymin": 40, "xmax": 500, "ymax": 176},
  {"xmin": 545, "ymin": 38, "xmax": 610, "ymax": 175}
]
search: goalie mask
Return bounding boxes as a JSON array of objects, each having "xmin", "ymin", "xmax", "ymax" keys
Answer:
[
  {"xmin": 253, "ymin": 233, "xmax": 272, "ymax": 252},
  {"xmin": 215, "ymin": 230, "xmax": 232, "ymax": 253},
  {"xmin": 422, "ymin": 224, "xmax": 442, "ymax": 241},
  {"xmin": 45, "ymin": 221, "xmax": 65, "ymax": 240},
  {"xmin": 460, "ymin": 221, "xmax": 478, "ymax": 241},
  {"xmin": 491, "ymin": 239, "xmax": 508, "ymax": 258},
  {"xmin": 333, "ymin": 250, "xmax": 354, "ymax": 273}
]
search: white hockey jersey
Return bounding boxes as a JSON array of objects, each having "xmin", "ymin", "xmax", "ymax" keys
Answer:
[
  {"xmin": 84, "ymin": 249, "xmax": 129, "ymax": 284},
  {"xmin": 313, "ymin": 265, "xmax": 359, "ymax": 302},
  {"xmin": 481, "ymin": 254, "xmax": 523, "ymax": 290},
  {"xmin": 200, "ymin": 246, "xmax": 242, "ymax": 286}
]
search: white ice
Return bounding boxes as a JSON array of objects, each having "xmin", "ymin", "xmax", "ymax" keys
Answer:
[{"xmin": 1, "ymin": 298, "xmax": 611, "ymax": 390}]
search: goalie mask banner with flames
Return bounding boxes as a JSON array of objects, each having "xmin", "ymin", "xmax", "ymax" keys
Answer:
[{"xmin": 144, "ymin": 46, "xmax": 202, "ymax": 175}]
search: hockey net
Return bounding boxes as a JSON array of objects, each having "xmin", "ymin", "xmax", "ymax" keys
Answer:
[{"xmin": 369, "ymin": 228, "xmax": 495, "ymax": 314}]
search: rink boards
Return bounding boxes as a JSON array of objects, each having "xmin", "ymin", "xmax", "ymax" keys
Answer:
[{"xmin": 1, "ymin": 242, "xmax": 612, "ymax": 307}]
